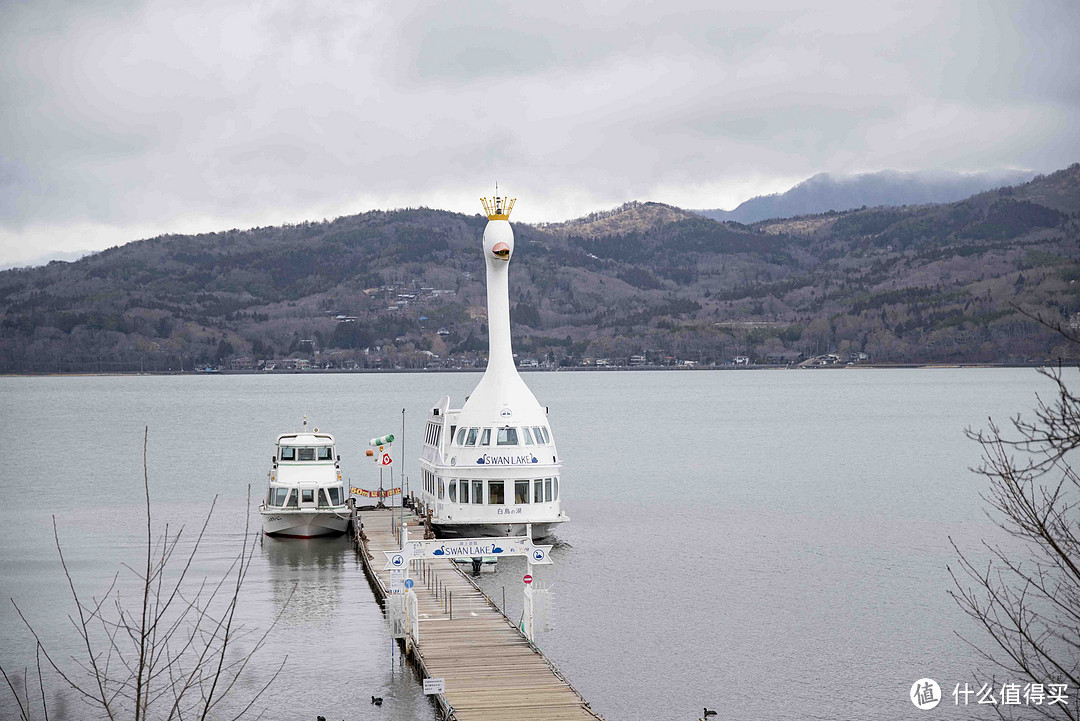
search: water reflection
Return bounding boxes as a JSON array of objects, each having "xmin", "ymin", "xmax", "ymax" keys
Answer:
[{"xmin": 261, "ymin": 533, "xmax": 351, "ymax": 627}]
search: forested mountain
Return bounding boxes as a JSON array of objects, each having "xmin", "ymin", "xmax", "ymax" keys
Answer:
[
  {"xmin": 697, "ymin": 169, "xmax": 1035, "ymax": 224},
  {"xmin": 1, "ymin": 164, "xmax": 1078, "ymax": 372}
]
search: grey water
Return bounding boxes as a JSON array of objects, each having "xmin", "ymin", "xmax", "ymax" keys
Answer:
[{"xmin": 0, "ymin": 368, "xmax": 1057, "ymax": 720}]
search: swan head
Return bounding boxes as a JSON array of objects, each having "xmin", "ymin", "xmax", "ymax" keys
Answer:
[{"xmin": 482, "ymin": 219, "xmax": 514, "ymax": 263}]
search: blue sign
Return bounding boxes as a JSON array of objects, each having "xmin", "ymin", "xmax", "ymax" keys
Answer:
[
  {"xmin": 391, "ymin": 554, "xmax": 404, "ymax": 567},
  {"xmin": 404, "ymin": 578, "xmax": 414, "ymax": 589}
]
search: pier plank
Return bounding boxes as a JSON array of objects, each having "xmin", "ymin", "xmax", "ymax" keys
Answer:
[{"xmin": 355, "ymin": 508, "xmax": 601, "ymax": 721}]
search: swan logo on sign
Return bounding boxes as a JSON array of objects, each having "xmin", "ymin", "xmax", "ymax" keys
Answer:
[
  {"xmin": 531, "ymin": 548, "xmax": 546, "ymax": 563},
  {"xmin": 390, "ymin": 554, "xmax": 404, "ymax": 568}
]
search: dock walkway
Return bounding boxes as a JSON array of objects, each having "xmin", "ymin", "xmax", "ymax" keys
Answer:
[{"xmin": 354, "ymin": 507, "xmax": 602, "ymax": 721}]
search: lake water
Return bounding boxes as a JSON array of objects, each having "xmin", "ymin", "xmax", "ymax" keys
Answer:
[{"xmin": 0, "ymin": 368, "xmax": 1060, "ymax": 720}]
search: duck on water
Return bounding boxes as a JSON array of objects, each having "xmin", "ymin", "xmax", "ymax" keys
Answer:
[{"xmin": 418, "ymin": 192, "xmax": 569, "ymax": 541}]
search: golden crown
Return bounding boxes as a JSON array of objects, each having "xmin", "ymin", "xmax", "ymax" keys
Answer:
[{"xmin": 481, "ymin": 194, "xmax": 515, "ymax": 220}]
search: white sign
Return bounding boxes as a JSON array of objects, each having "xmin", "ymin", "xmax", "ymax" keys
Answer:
[
  {"xmin": 423, "ymin": 678, "xmax": 445, "ymax": 695},
  {"xmin": 389, "ymin": 568, "xmax": 404, "ymax": 594},
  {"xmin": 382, "ymin": 536, "xmax": 554, "ymax": 569}
]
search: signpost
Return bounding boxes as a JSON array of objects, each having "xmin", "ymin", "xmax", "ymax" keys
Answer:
[
  {"xmin": 382, "ymin": 536, "xmax": 553, "ymax": 569},
  {"xmin": 382, "ymin": 522, "xmax": 554, "ymax": 643},
  {"xmin": 382, "ymin": 526, "xmax": 554, "ymax": 642}
]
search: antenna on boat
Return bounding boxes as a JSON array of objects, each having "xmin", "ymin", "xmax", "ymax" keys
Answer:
[{"xmin": 302, "ymin": 415, "xmax": 308, "ymax": 431}]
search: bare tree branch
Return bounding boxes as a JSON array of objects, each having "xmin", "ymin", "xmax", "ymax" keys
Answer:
[
  {"xmin": 953, "ymin": 364, "xmax": 1080, "ymax": 721},
  {"xmin": 4, "ymin": 430, "xmax": 287, "ymax": 721}
]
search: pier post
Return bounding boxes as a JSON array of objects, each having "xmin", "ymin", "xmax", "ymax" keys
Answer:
[{"xmin": 523, "ymin": 523, "xmax": 535, "ymax": 641}]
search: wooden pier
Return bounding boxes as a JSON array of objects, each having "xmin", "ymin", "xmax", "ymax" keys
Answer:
[{"xmin": 354, "ymin": 507, "xmax": 602, "ymax": 721}]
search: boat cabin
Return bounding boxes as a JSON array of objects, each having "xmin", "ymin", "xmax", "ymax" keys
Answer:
[{"xmin": 265, "ymin": 432, "xmax": 346, "ymax": 510}]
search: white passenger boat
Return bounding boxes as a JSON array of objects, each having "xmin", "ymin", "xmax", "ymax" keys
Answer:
[
  {"xmin": 418, "ymin": 192, "xmax": 569, "ymax": 540},
  {"xmin": 260, "ymin": 421, "xmax": 350, "ymax": 538}
]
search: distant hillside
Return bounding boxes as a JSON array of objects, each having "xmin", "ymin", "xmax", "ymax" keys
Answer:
[
  {"xmin": 1, "ymin": 164, "xmax": 1077, "ymax": 373},
  {"xmin": 697, "ymin": 169, "xmax": 1036, "ymax": 224},
  {"xmin": 542, "ymin": 201, "xmax": 701, "ymax": 237},
  {"xmin": 0, "ymin": 249, "xmax": 94, "ymax": 271}
]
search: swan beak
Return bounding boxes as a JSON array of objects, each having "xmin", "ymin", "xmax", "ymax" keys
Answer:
[{"xmin": 492, "ymin": 242, "xmax": 510, "ymax": 260}]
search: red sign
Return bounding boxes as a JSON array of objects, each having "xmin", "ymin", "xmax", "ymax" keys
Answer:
[
  {"xmin": 381, "ymin": 452, "xmax": 393, "ymax": 466},
  {"xmin": 523, "ymin": 574, "xmax": 533, "ymax": 585}
]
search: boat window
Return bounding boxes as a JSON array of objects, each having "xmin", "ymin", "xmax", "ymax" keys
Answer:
[
  {"xmin": 272, "ymin": 488, "xmax": 289, "ymax": 506},
  {"xmin": 465, "ymin": 428, "xmax": 479, "ymax": 445},
  {"xmin": 480, "ymin": 428, "xmax": 491, "ymax": 446},
  {"xmin": 460, "ymin": 479, "xmax": 469, "ymax": 503},
  {"xmin": 438, "ymin": 478, "xmax": 444, "ymax": 500},
  {"xmin": 449, "ymin": 480, "xmax": 457, "ymax": 502},
  {"xmin": 298, "ymin": 448, "xmax": 315, "ymax": 461},
  {"xmin": 532, "ymin": 427, "xmax": 545, "ymax": 444},
  {"xmin": 318, "ymin": 489, "xmax": 330, "ymax": 507},
  {"xmin": 534, "ymin": 480, "xmax": 543, "ymax": 503},
  {"xmin": 328, "ymin": 487, "xmax": 342, "ymax": 505},
  {"xmin": 472, "ymin": 480, "xmax": 483, "ymax": 504},
  {"xmin": 522, "ymin": 427, "xmax": 534, "ymax": 445},
  {"xmin": 317, "ymin": 447, "xmax": 334, "ymax": 461},
  {"xmin": 541, "ymin": 427, "xmax": 551, "ymax": 444},
  {"xmin": 455, "ymin": 427, "xmax": 466, "ymax": 445},
  {"xmin": 285, "ymin": 490, "xmax": 298, "ymax": 508},
  {"xmin": 280, "ymin": 446, "xmax": 296, "ymax": 461},
  {"xmin": 488, "ymin": 480, "xmax": 504, "ymax": 505},
  {"xmin": 554, "ymin": 477, "xmax": 559, "ymax": 501},
  {"xmin": 497, "ymin": 427, "xmax": 519, "ymax": 446},
  {"xmin": 515, "ymin": 480, "xmax": 529, "ymax": 504},
  {"xmin": 545, "ymin": 478, "xmax": 552, "ymax": 503},
  {"xmin": 301, "ymin": 489, "xmax": 314, "ymax": 504}
]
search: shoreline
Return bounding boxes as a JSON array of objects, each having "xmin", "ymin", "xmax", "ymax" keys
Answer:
[{"xmin": 0, "ymin": 362, "xmax": 1058, "ymax": 378}]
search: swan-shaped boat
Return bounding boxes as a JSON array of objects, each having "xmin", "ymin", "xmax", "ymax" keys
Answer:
[{"xmin": 418, "ymin": 192, "xmax": 568, "ymax": 539}]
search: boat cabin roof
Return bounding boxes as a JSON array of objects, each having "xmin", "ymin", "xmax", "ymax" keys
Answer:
[{"xmin": 276, "ymin": 433, "xmax": 334, "ymax": 446}]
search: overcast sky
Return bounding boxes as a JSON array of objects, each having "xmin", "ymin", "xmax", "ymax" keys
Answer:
[{"xmin": 1, "ymin": 0, "xmax": 1078, "ymax": 265}]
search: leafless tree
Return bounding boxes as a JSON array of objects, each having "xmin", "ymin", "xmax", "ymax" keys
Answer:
[
  {"xmin": 2, "ymin": 428, "xmax": 292, "ymax": 720},
  {"xmin": 950, "ymin": 358, "xmax": 1080, "ymax": 720}
]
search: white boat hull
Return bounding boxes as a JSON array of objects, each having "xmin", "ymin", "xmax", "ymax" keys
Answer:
[
  {"xmin": 433, "ymin": 518, "xmax": 566, "ymax": 541},
  {"xmin": 260, "ymin": 508, "xmax": 350, "ymax": 538}
]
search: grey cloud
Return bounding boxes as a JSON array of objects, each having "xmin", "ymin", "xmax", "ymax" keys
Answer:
[{"xmin": 1, "ymin": 0, "xmax": 1079, "ymax": 264}]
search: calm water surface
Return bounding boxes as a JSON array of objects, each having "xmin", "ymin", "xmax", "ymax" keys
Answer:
[{"xmin": 0, "ymin": 369, "xmax": 1059, "ymax": 720}]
